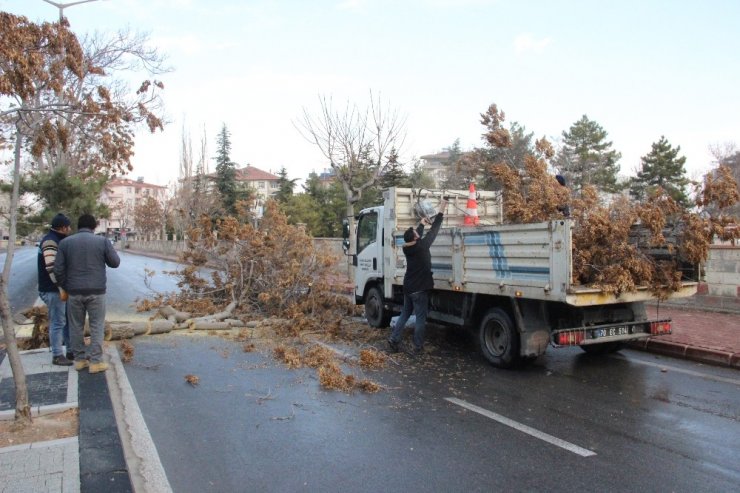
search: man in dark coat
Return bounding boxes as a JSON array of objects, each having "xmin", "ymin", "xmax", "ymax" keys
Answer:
[
  {"xmin": 388, "ymin": 198, "xmax": 447, "ymax": 354},
  {"xmin": 55, "ymin": 214, "xmax": 120, "ymax": 373}
]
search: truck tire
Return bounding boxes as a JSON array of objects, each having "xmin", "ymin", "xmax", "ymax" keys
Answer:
[
  {"xmin": 479, "ymin": 308, "xmax": 520, "ymax": 368},
  {"xmin": 365, "ymin": 285, "xmax": 391, "ymax": 328},
  {"xmin": 579, "ymin": 342, "xmax": 625, "ymax": 355}
]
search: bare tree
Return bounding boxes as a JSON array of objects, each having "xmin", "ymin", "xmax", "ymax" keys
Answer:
[
  {"xmin": 28, "ymin": 27, "xmax": 169, "ymax": 177},
  {"xmin": 172, "ymin": 125, "xmax": 217, "ymax": 238},
  {"xmin": 133, "ymin": 195, "xmax": 163, "ymax": 240},
  {"xmin": 297, "ymin": 92, "xmax": 405, "ymax": 269}
]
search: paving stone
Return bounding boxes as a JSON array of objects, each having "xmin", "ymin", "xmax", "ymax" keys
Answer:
[{"xmin": 0, "ymin": 372, "xmax": 68, "ymax": 411}]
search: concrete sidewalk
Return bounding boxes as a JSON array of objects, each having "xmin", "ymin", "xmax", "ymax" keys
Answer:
[
  {"xmin": 0, "ymin": 346, "xmax": 170, "ymax": 493},
  {"xmin": 631, "ymin": 304, "xmax": 740, "ymax": 368},
  {"xmin": 0, "ymin": 304, "xmax": 737, "ymax": 492}
]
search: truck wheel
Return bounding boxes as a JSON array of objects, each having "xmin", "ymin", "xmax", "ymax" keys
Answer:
[
  {"xmin": 579, "ymin": 342, "xmax": 625, "ymax": 355},
  {"xmin": 365, "ymin": 286, "xmax": 391, "ymax": 328},
  {"xmin": 479, "ymin": 308, "xmax": 520, "ymax": 368}
]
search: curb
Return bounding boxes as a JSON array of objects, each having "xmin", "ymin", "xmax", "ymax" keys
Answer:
[{"xmin": 628, "ymin": 339, "xmax": 740, "ymax": 369}]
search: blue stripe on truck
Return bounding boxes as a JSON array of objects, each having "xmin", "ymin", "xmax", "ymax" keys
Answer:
[{"xmin": 463, "ymin": 231, "xmax": 550, "ymax": 281}]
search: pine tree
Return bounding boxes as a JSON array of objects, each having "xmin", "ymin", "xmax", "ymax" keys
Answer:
[
  {"xmin": 630, "ymin": 136, "xmax": 690, "ymax": 206},
  {"xmin": 555, "ymin": 115, "xmax": 623, "ymax": 194},
  {"xmin": 378, "ymin": 148, "xmax": 410, "ymax": 188},
  {"xmin": 214, "ymin": 124, "xmax": 237, "ymax": 214},
  {"xmin": 274, "ymin": 166, "xmax": 298, "ymax": 203},
  {"xmin": 719, "ymin": 151, "xmax": 740, "ymax": 218},
  {"xmin": 442, "ymin": 139, "xmax": 467, "ymax": 189}
]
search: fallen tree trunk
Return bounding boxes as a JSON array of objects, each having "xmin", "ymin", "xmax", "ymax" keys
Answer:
[
  {"xmin": 158, "ymin": 306, "xmax": 191, "ymax": 323},
  {"xmin": 189, "ymin": 321, "xmax": 233, "ymax": 331},
  {"xmin": 189, "ymin": 301, "xmax": 238, "ymax": 323},
  {"xmin": 105, "ymin": 320, "xmax": 176, "ymax": 340}
]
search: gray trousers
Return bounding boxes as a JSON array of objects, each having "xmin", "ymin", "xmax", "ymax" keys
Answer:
[{"xmin": 67, "ymin": 294, "xmax": 106, "ymax": 363}]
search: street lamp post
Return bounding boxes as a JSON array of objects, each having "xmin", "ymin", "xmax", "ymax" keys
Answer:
[{"xmin": 41, "ymin": 0, "xmax": 105, "ymax": 22}]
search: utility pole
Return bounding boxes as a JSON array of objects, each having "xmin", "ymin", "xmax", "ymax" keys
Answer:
[{"xmin": 41, "ymin": 0, "xmax": 104, "ymax": 22}]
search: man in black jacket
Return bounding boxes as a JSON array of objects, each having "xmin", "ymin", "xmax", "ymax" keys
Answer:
[{"xmin": 388, "ymin": 198, "xmax": 447, "ymax": 355}]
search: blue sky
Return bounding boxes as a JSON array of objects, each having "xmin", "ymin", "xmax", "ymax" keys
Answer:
[{"xmin": 3, "ymin": 0, "xmax": 739, "ymax": 187}]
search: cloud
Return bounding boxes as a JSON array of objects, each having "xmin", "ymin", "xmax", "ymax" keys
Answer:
[
  {"xmin": 336, "ymin": 0, "xmax": 367, "ymax": 11},
  {"xmin": 151, "ymin": 34, "xmax": 237, "ymax": 56},
  {"xmin": 514, "ymin": 33, "xmax": 552, "ymax": 54}
]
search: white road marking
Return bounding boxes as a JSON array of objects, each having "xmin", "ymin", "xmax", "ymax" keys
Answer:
[
  {"xmin": 614, "ymin": 355, "xmax": 740, "ymax": 386},
  {"xmin": 445, "ymin": 397, "xmax": 597, "ymax": 458}
]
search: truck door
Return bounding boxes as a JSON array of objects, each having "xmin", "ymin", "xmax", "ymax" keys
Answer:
[{"xmin": 355, "ymin": 210, "xmax": 383, "ymax": 296}]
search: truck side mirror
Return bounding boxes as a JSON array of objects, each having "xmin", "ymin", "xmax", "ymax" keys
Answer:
[
  {"xmin": 342, "ymin": 218, "xmax": 350, "ymax": 239},
  {"xmin": 342, "ymin": 238, "xmax": 350, "ymax": 253}
]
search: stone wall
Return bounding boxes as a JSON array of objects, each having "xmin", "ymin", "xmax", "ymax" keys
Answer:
[{"xmin": 657, "ymin": 245, "xmax": 740, "ymax": 313}]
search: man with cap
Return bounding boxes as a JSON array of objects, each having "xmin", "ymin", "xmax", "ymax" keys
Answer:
[
  {"xmin": 38, "ymin": 213, "xmax": 73, "ymax": 366},
  {"xmin": 388, "ymin": 198, "xmax": 447, "ymax": 355}
]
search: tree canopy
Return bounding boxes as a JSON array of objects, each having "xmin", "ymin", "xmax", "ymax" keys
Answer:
[
  {"xmin": 554, "ymin": 115, "xmax": 622, "ymax": 194},
  {"xmin": 214, "ymin": 123, "xmax": 237, "ymax": 215},
  {"xmin": 630, "ymin": 136, "xmax": 690, "ymax": 206}
]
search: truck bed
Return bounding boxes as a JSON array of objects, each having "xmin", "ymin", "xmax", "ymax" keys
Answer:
[{"xmin": 386, "ymin": 189, "xmax": 697, "ymax": 306}]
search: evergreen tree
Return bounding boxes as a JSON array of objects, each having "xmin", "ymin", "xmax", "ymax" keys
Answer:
[
  {"xmin": 274, "ymin": 166, "xmax": 298, "ymax": 203},
  {"xmin": 23, "ymin": 167, "xmax": 109, "ymax": 231},
  {"xmin": 408, "ymin": 160, "xmax": 436, "ymax": 189},
  {"xmin": 555, "ymin": 115, "xmax": 623, "ymax": 194},
  {"xmin": 378, "ymin": 148, "xmax": 410, "ymax": 189},
  {"xmin": 214, "ymin": 124, "xmax": 237, "ymax": 214},
  {"xmin": 630, "ymin": 136, "xmax": 691, "ymax": 206},
  {"xmin": 721, "ymin": 151, "xmax": 740, "ymax": 217},
  {"xmin": 442, "ymin": 139, "xmax": 468, "ymax": 189},
  {"xmin": 285, "ymin": 193, "xmax": 323, "ymax": 234}
]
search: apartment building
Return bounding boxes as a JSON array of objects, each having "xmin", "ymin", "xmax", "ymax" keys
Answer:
[{"xmin": 99, "ymin": 177, "xmax": 168, "ymax": 240}]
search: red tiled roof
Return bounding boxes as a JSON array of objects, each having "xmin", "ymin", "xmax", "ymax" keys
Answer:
[
  {"xmin": 234, "ymin": 166, "xmax": 279, "ymax": 181},
  {"xmin": 107, "ymin": 177, "xmax": 167, "ymax": 189}
]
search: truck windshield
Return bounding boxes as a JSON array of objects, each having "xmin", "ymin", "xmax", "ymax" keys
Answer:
[{"xmin": 357, "ymin": 212, "xmax": 378, "ymax": 254}]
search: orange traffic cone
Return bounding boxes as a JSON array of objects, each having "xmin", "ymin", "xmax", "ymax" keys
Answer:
[{"xmin": 464, "ymin": 183, "xmax": 479, "ymax": 226}]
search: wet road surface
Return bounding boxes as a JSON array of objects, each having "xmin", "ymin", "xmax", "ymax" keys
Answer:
[{"xmin": 121, "ymin": 328, "xmax": 740, "ymax": 492}]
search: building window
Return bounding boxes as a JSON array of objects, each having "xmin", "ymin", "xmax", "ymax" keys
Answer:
[
  {"xmin": 259, "ymin": 181, "xmax": 265, "ymax": 189},
  {"xmin": 127, "ymin": 187, "xmax": 132, "ymax": 193},
  {"xmin": 271, "ymin": 181, "xmax": 279, "ymax": 188}
]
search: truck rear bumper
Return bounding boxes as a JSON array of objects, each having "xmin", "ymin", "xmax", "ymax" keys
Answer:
[
  {"xmin": 551, "ymin": 319, "xmax": 672, "ymax": 347},
  {"xmin": 565, "ymin": 283, "xmax": 698, "ymax": 306}
]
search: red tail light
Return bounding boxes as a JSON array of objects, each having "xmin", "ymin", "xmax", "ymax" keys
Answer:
[
  {"xmin": 650, "ymin": 321, "xmax": 672, "ymax": 335},
  {"xmin": 557, "ymin": 331, "xmax": 585, "ymax": 345}
]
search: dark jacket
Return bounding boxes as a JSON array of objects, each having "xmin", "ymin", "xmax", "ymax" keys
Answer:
[
  {"xmin": 55, "ymin": 228, "xmax": 121, "ymax": 295},
  {"xmin": 402, "ymin": 212, "xmax": 444, "ymax": 294},
  {"xmin": 37, "ymin": 229, "xmax": 67, "ymax": 292}
]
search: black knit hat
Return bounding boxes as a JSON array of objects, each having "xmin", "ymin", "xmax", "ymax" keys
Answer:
[{"xmin": 51, "ymin": 213, "xmax": 71, "ymax": 229}]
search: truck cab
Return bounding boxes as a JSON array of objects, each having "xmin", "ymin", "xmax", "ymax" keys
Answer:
[{"xmin": 353, "ymin": 206, "xmax": 392, "ymax": 327}]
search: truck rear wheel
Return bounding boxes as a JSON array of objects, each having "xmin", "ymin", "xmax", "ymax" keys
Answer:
[
  {"xmin": 479, "ymin": 308, "xmax": 520, "ymax": 368},
  {"xmin": 365, "ymin": 285, "xmax": 391, "ymax": 328}
]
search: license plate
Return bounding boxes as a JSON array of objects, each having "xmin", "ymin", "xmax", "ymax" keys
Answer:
[{"xmin": 592, "ymin": 326, "xmax": 630, "ymax": 339}]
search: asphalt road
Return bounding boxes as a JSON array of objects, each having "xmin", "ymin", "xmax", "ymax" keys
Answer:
[
  {"xmin": 4, "ymin": 247, "xmax": 739, "ymax": 490},
  {"xmin": 121, "ymin": 329, "xmax": 740, "ymax": 493},
  {"xmin": 2, "ymin": 246, "xmax": 185, "ymax": 321}
]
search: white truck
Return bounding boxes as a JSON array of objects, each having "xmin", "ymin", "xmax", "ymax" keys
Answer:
[{"xmin": 350, "ymin": 187, "xmax": 698, "ymax": 368}]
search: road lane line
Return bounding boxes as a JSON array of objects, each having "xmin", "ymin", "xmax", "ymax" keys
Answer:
[
  {"xmin": 615, "ymin": 355, "xmax": 740, "ymax": 386},
  {"xmin": 445, "ymin": 397, "xmax": 597, "ymax": 458}
]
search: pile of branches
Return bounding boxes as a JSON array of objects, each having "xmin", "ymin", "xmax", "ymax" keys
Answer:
[
  {"xmin": 150, "ymin": 200, "xmax": 356, "ymax": 329},
  {"xmin": 484, "ymin": 108, "xmax": 739, "ymax": 298}
]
